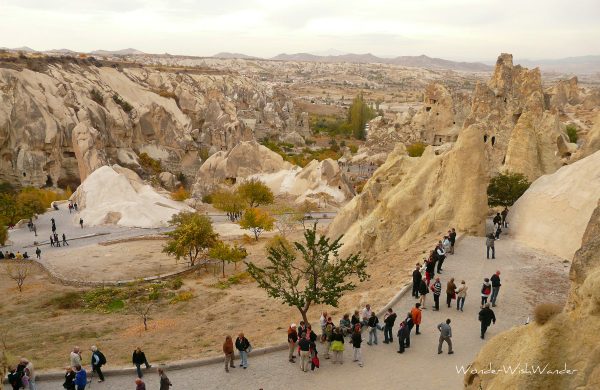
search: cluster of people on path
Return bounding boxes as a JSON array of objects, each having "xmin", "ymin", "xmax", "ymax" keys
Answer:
[
  {"xmin": 486, "ymin": 207, "xmax": 509, "ymax": 258},
  {"xmin": 48, "ymin": 217, "xmax": 71, "ymax": 248},
  {"xmin": 6, "ymin": 358, "xmax": 36, "ymax": 390}
]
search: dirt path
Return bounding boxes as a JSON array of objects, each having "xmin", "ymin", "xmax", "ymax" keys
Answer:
[{"xmin": 38, "ymin": 230, "xmax": 570, "ymax": 390}]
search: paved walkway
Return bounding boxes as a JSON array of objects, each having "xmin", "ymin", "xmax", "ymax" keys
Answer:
[{"xmin": 37, "ymin": 230, "xmax": 570, "ymax": 390}]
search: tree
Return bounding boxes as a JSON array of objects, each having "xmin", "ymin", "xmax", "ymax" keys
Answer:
[
  {"xmin": 16, "ymin": 191, "xmax": 46, "ymax": 219},
  {"xmin": 211, "ymin": 190, "xmax": 246, "ymax": 220},
  {"xmin": 6, "ymin": 263, "xmax": 32, "ymax": 292},
  {"xmin": 0, "ymin": 193, "xmax": 19, "ymax": 226},
  {"xmin": 163, "ymin": 212, "xmax": 219, "ymax": 266},
  {"xmin": 239, "ymin": 208, "xmax": 275, "ymax": 241},
  {"xmin": 209, "ymin": 241, "xmax": 248, "ymax": 277},
  {"xmin": 347, "ymin": 93, "xmax": 375, "ymax": 140},
  {"xmin": 130, "ymin": 299, "xmax": 154, "ymax": 331},
  {"xmin": 246, "ymin": 224, "xmax": 369, "ymax": 324},
  {"xmin": 487, "ymin": 172, "xmax": 531, "ymax": 207},
  {"xmin": 272, "ymin": 207, "xmax": 304, "ymax": 237},
  {"xmin": 0, "ymin": 225, "xmax": 7, "ymax": 246},
  {"xmin": 237, "ymin": 179, "xmax": 274, "ymax": 208}
]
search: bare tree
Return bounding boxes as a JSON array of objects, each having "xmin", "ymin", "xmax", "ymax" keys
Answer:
[
  {"xmin": 5, "ymin": 262, "xmax": 32, "ymax": 292},
  {"xmin": 131, "ymin": 300, "xmax": 154, "ymax": 331}
]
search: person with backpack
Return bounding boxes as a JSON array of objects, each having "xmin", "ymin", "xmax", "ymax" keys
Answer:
[
  {"xmin": 478, "ymin": 303, "xmax": 497, "ymax": 339},
  {"xmin": 235, "ymin": 333, "xmax": 251, "ymax": 369},
  {"xmin": 481, "ymin": 278, "xmax": 492, "ymax": 307},
  {"xmin": 431, "ymin": 277, "xmax": 442, "ymax": 311},
  {"xmin": 90, "ymin": 346, "xmax": 106, "ymax": 382},
  {"xmin": 382, "ymin": 308, "xmax": 397, "ymax": 344},
  {"xmin": 486, "ymin": 233, "xmax": 496, "ymax": 259},
  {"xmin": 351, "ymin": 324, "xmax": 363, "ymax": 367}
]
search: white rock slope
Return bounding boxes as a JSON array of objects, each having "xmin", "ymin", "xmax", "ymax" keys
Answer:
[
  {"xmin": 509, "ymin": 150, "xmax": 600, "ymax": 260},
  {"xmin": 72, "ymin": 165, "xmax": 192, "ymax": 228}
]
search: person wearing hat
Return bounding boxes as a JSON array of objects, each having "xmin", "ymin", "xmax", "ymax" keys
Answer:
[{"xmin": 288, "ymin": 323, "xmax": 298, "ymax": 363}]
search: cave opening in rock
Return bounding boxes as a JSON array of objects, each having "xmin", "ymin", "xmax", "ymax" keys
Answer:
[{"xmin": 491, "ymin": 136, "xmax": 496, "ymax": 146}]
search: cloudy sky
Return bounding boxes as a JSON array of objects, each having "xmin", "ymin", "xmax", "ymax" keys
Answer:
[{"xmin": 1, "ymin": 0, "xmax": 599, "ymax": 61}]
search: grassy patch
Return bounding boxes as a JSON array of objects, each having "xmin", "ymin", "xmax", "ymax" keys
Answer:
[
  {"xmin": 212, "ymin": 272, "xmax": 252, "ymax": 289},
  {"xmin": 170, "ymin": 290, "xmax": 194, "ymax": 304}
]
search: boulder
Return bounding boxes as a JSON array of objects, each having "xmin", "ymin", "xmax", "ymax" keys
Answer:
[{"xmin": 158, "ymin": 171, "xmax": 178, "ymax": 191}]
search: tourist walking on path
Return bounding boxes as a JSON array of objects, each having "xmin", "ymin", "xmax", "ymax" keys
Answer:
[
  {"xmin": 403, "ymin": 312, "xmax": 414, "ymax": 348},
  {"xmin": 287, "ymin": 324, "xmax": 298, "ymax": 363},
  {"xmin": 486, "ymin": 233, "xmax": 496, "ymax": 259},
  {"xmin": 501, "ymin": 207, "xmax": 509, "ymax": 228},
  {"xmin": 493, "ymin": 213, "xmax": 502, "ymax": 228},
  {"xmin": 490, "ymin": 271, "xmax": 502, "ymax": 307},
  {"xmin": 478, "ymin": 303, "xmax": 497, "ymax": 339},
  {"xmin": 298, "ymin": 334, "xmax": 311, "ymax": 372},
  {"xmin": 330, "ymin": 327, "xmax": 345, "ymax": 364},
  {"xmin": 50, "ymin": 235, "xmax": 54, "ymax": 247},
  {"xmin": 425, "ymin": 255, "xmax": 435, "ymax": 285},
  {"xmin": 62, "ymin": 233, "xmax": 69, "ymax": 246},
  {"xmin": 21, "ymin": 358, "xmax": 36, "ymax": 390},
  {"xmin": 74, "ymin": 365, "xmax": 87, "ymax": 390},
  {"xmin": 419, "ymin": 278, "xmax": 429, "ymax": 309},
  {"xmin": 361, "ymin": 304, "xmax": 372, "ymax": 327},
  {"xmin": 135, "ymin": 377, "xmax": 146, "ymax": 390},
  {"xmin": 79, "ymin": 218, "xmax": 84, "ymax": 228},
  {"xmin": 158, "ymin": 367, "xmax": 172, "ymax": 390},
  {"xmin": 235, "ymin": 333, "xmax": 251, "ymax": 369},
  {"xmin": 435, "ymin": 242, "xmax": 446, "ymax": 273},
  {"xmin": 132, "ymin": 347, "xmax": 151, "ymax": 378},
  {"xmin": 456, "ymin": 280, "xmax": 468, "ymax": 311},
  {"xmin": 449, "ymin": 228, "xmax": 457, "ymax": 254},
  {"xmin": 437, "ymin": 319, "xmax": 454, "ymax": 355},
  {"xmin": 446, "ymin": 278, "xmax": 457, "ymax": 308},
  {"xmin": 63, "ymin": 366, "xmax": 75, "ymax": 390},
  {"xmin": 383, "ymin": 308, "xmax": 397, "ymax": 343},
  {"xmin": 91, "ymin": 346, "xmax": 106, "ymax": 382},
  {"xmin": 351, "ymin": 324, "xmax": 363, "ymax": 367},
  {"xmin": 323, "ymin": 320, "xmax": 334, "ymax": 359},
  {"xmin": 319, "ymin": 311, "xmax": 328, "ymax": 339},
  {"xmin": 351, "ymin": 311, "xmax": 361, "ymax": 329},
  {"xmin": 223, "ymin": 335, "xmax": 235, "ymax": 372},
  {"xmin": 411, "ymin": 303, "xmax": 422, "ymax": 334},
  {"xmin": 70, "ymin": 346, "xmax": 82, "ymax": 368},
  {"xmin": 35, "ymin": 247, "xmax": 41, "ymax": 259},
  {"xmin": 442, "ymin": 235, "xmax": 451, "ymax": 254},
  {"xmin": 495, "ymin": 223, "xmax": 503, "ymax": 240},
  {"xmin": 412, "ymin": 264, "xmax": 422, "ymax": 298},
  {"xmin": 367, "ymin": 312, "xmax": 379, "ymax": 345},
  {"xmin": 431, "ymin": 277, "xmax": 442, "ymax": 311},
  {"xmin": 481, "ymin": 278, "xmax": 492, "ymax": 307}
]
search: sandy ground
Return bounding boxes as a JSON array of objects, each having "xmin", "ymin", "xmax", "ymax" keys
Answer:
[{"xmin": 30, "ymin": 227, "xmax": 570, "ymax": 390}]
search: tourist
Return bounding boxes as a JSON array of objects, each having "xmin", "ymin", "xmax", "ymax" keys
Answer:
[
  {"xmin": 442, "ymin": 235, "xmax": 451, "ymax": 254},
  {"xmin": 50, "ymin": 235, "xmax": 54, "ymax": 247},
  {"xmin": 411, "ymin": 303, "xmax": 422, "ymax": 335},
  {"xmin": 309, "ymin": 335, "xmax": 319, "ymax": 371},
  {"xmin": 437, "ymin": 319, "xmax": 454, "ymax": 355},
  {"xmin": 74, "ymin": 365, "xmax": 87, "ymax": 390},
  {"xmin": 223, "ymin": 335, "xmax": 235, "ymax": 372},
  {"xmin": 330, "ymin": 327, "xmax": 345, "ymax": 364},
  {"xmin": 350, "ymin": 324, "xmax": 363, "ymax": 367},
  {"xmin": 32, "ymin": 224, "xmax": 37, "ymax": 236},
  {"xmin": 15, "ymin": 251, "xmax": 23, "ymax": 259},
  {"xmin": 235, "ymin": 332, "xmax": 251, "ymax": 369},
  {"xmin": 297, "ymin": 321, "xmax": 306, "ymax": 339},
  {"xmin": 63, "ymin": 366, "xmax": 76, "ymax": 390},
  {"xmin": 456, "ymin": 280, "xmax": 468, "ymax": 311},
  {"xmin": 62, "ymin": 233, "xmax": 69, "ymax": 246},
  {"xmin": 396, "ymin": 321, "xmax": 409, "ymax": 353},
  {"xmin": 135, "ymin": 377, "xmax": 146, "ymax": 390},
  {"xmin": 70, "ymin": 346, "xmax": 82, "ymax": 368},
  {"xmin": 69, "ymin": 203, "xmax": 73, "ymax": 214},
  {"xmin": 481, "ymin": 278, "xmax": 492, "ymax": 307},
  {"xmin": 486, "ymin": 233, "xmax": 496, "ymax": 259},
  {"xmin": 431, "ymin": 277, "xmax": 442, "ymax": 311},
  {"xmin": 298, "ymin": 333, "xmax": 311, "ymax": 372},
  {"xmin": 479, "ymin": 303, "xmax": 497, "ymax": 339},
  {"xmin": 0, "ymin": 251, "xmax": 4, "ymax": 260},
  {"xmin": 35, "ymin": 247, "xmax": 41, "ymax": 259},
  {"xmin": 90, "ymin": 346, "xmax": 106, "ymax": 382},
  {"xmin": 23, "ymin": 251, "xmax": 29, "ymax": 259},
  {"xmin": 425, "ymin": 254, "xmax": 435, "ymax": 285},
  {"xmin": 74, "ymin": 202, "xmax": 78, "ymax": 211},
  {"xmin": 493, "ymin": 212, "xmax": 502, "ymax": 228},
  {"xmin": 495, "ymin": 223, "xmax": 502, "ymax": 240},
  {"xmin": 449, "ymin": 228, "xmax": 457, "ymax": 254},
  {"xmin": 446, "ymin": 278, "xmax": 457, "ymax": 308},
  {"xmin": 319, "ymin": 311, "xmax": 328, "ymax": 339},
  {"xmin": 490, "ymin": 270, "xmax": 502, "ymax": 307},
  {"xmin": 366, "ymin": 312, "xmax": 379, "ymax": 345},
  {"xmin": 54, "ymin": 233, "xmax": 61, "ymax": 247},
  {"xmin": 501, "ymin": 207, "xmax": 509, "ymax": 228},
  {"xmin": 383, "ymin": 308, "xmax": 397, "ymax": 344},
  {"xmin": 351, "ymin": 310, "xmax": 361, "ymax": 328},
  {"xmin": 323, "ymin": 320, "xmax": 334, "ymax": 359},
  {"xmin": 435, "ymin": 242, "xmax": 446, "ymax": 273},
  {"xmin": 412, "ymin": 264, "xmax": 422, "ymax": 298},
  {"xmin": 339, "ymin": 313, "xmax": 352, "ymax": 336},
  {"xmin": 403, "ymin": 313, "xmax": 414, "ymax": 348},
  {"xmin": 79, "ymin": 218, "xmax": 83, "ymax": 228},
  {"xmin": 288, "ymin": 324, "xmax": 298, "ymax": 363},
  {"xmin": 418, "ymin": 278, "xmax": 429, "ymax": 309},
  {"xmin": 132, "ymin": 347, "xmax": 151, "ymax": 378},
  {"xmin": 157, "ymin": 367, "xmax": 172, "ymax": 390},
  {"xmin": 7, "ymin": 365, "xmax": 22, "ymax": 390},
  {"xmin": 361, "ymin": 304, "xmax": 372, "ymax": 326},
  {"xmin": 21, "ymin": 358, "xmax": 36, "ymax": 390},
  {"xmin": 305, "ymin": 324, "xmax": 317, "ymax": 343}
]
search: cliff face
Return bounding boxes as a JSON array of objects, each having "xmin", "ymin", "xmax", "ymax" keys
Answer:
[
  {"xmin": 328, "ymin": 53, "xmax": 571, "ymax": 255},
  {"xmin": 0, "ymin": 62, "xmax": 303, "ymax": 188},
  {"xmin": 465, "ymin": 201, "xmax": 600, "ymax": 390}
]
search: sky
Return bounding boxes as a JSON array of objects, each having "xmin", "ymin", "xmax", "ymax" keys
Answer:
[{"xmin": 1, "ymin": 0, "xmax": 599, "ymax": 61}]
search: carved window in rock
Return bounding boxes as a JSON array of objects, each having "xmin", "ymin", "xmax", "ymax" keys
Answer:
[
  {"xmin": 425, "ymin": 106, "xmax": 431, "ymax": 112},
  {"xmin": 484, "ymin": 134, "xmax": 488, "ymax": 143},
  {"xmin": 491, "ymin": 136, "xmax": 496, "ymax": 146}
]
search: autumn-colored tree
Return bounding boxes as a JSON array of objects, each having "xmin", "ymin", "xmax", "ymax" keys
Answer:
[
  {"xmin": 211, "ymin": 190, "xmax": 246, "ymax": 219},
  {"xmin": 163, "ymin": 212, "xmax": 219, "ymax": 266},
  {"xmin": 209, "ymin": 241, "xmax": 248, "ymax": 277},
  {"xmin": 239, "ymin": 208, "xmax": 275, "ymax": 241},
  {"xmin": 237, "ymin": 179, "xmax": 274, "ymax": 208}
]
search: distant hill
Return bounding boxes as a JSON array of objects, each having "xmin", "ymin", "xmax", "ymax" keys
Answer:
[
  {"xmin": 90, "ymin": 48, "xmax": 146, "ymax": 56},
  {"xmin": 271, "ymin": 52, "xmax": 492, "ymax": 72},
  {"xmin": 213, "ymin": 52, "xmax": 259, "ymax": 59},
  {"xmin": 0, "ymin": 46, "xmax": 37, "ymax": 53},
  {"xmin": 515, "ymin": 55, "xmax": 600, "ymax": 74}
]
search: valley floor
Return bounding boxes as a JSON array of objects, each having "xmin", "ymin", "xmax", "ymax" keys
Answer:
[{"xmin": 36, "ymin": 230, "xmax": 570, "ymax": 390}]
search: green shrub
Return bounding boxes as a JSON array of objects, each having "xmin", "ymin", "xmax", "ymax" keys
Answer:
[
  {"xmin": 106, "ymin": 299, "xmax": 125, "ymax": 312},
  {"xmin": 170, "ymin": 290, "xmax": 194, "ymax": 304},
  {"xmin": 348, "ymin": 144, "xmax": 358, "ymax": 153},
  {"xmin": 201, "ymin": 193, "xmax": 213, "ymax": 204},
  {"xmin": 406, "ymin": 142, "xmax": 426, "ymax": 157},
  {"xmin": 90, "ymin": 89, "xmax": 104, "ymax": 106},
  {"xmin": 534, "ymin": 303, "xmax": 562, "ymax": 325},
  {"xmin": 169, "ymin": 277, "xmax": 184, "ymax": 290},
  {"xmin": 138, "ymin": 152, "xmax": 162, "ymax": 175},
  {"xmin": 112, "ymin": 94, "xmax": 133, "ymax": 113},
  {"xmin": 212, "ymin": 272, "xmax": 251, "ymax": 289},
  {"xmin": 566, "ymin": 124, "xmax": 578, "ymax": 143}
]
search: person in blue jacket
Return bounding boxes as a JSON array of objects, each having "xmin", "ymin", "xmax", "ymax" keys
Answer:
[{"xmin": 74, "ymin": 365, "xmax": 87, "ymax": 390}]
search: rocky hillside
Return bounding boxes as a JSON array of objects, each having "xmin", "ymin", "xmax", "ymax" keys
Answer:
[
  {"xmin": 0, "ymin": 55, "xmax": 307, "ymax": 188},
  {"xmin": 328, "ymin": 53, "xmax": 581, "ymax": 255},
  {"xmin": 464, "ymin": 200, "xmax": 600, "ymax": 389}
]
